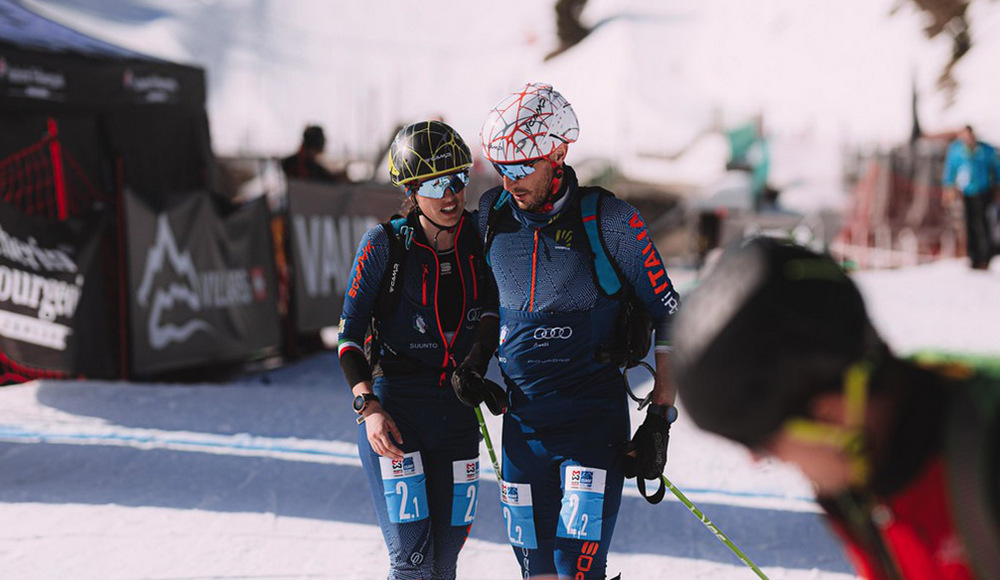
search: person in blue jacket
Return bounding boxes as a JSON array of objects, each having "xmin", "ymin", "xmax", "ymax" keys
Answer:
[
  {"xmin": 337, "ymin": 120, "xmax": 501, "ymax": 580},
  {"xmin": 942, "ymin": 124, "xmax": 1000, "ymax": 270},
  {"xmin": 451, "ymin": 82, "xmax": 682, "ymax": 579}
]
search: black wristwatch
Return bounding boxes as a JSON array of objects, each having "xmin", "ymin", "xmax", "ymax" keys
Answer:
[
  {"xmin": 647, "ymin": 403, "xmax": 678, "ymax": 424},
  {"xmin": 353, "ymin": 393, "xmax": 379, "ymax": 415}
]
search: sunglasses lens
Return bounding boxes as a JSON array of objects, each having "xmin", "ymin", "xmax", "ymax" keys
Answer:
[
  {"xmin": 492, "ymin": 161, "xmax": 536, "ymax": 181},
  {"xmin": 411, "ymin": 171, "xmax": 469, "ymax": 199}
]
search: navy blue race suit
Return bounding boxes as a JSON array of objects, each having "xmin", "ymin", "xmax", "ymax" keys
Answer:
[
  {"xmin": 338, "ymin": 209, "xmax": 498, "ymax": 580},
  {"xmin": 478, "ymin": 165, "xmax": 680, "ymax": 579}
]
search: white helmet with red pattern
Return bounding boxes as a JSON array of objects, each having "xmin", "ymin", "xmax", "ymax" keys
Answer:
[{"xmin": 480, "ymin": 82, "xmax": 579, "ymax": 163}]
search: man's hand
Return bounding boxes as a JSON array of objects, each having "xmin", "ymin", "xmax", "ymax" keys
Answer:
[
  {"xmin": 624, "ymin": 410, "xmax": 670, "ymax": 479},
  {"xmin": 451, "ymin": 366, "xmax": 507, "ymax": 415}
]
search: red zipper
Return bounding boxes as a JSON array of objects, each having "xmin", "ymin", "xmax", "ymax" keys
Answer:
[
  {"xmin": 529, "ymin": 229, "xmax": 539, "ymax": 312},
  {"xmin": 422, "ymin": 264, "xmax": 429, "ymax": 305},
  {"xmin": 469, "ymin": 255, "xmax": 478, "ymax": 300}
]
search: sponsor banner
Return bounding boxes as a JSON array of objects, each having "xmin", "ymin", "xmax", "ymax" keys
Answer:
[
  {"xmin": 0, "ymin": 47, "xmax": 205, "ymax": 107},
  {"xmin": 285, "ymin": 180, "xmax": 398, "ymax": 333},
  {"xmin": 0, "ymin": 201, "xmax": 113, "ymax": 376},
  {"xmin": 119, "ymin": 66, "xmax": 184, "ymax": 105},
  {"xmin": 126, "ymin": 190, "xmax": 280, "ymax": 375},
  {"xmin": 0, "ymin": 53, "xmax": 67, "ymax": 102}
]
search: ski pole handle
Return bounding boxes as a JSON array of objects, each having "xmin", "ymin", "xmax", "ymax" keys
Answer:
[
  {"xmin": 662, "ymin": 474, "xmax": 770, "ymax": 579},
  {"xmin": 475, "ymin": 406, "xmax": 502, "ymax": 480}
]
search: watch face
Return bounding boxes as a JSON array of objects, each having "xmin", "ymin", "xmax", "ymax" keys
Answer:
[
  {"xmin": 666, "ymin": 405, "xmax": 678, "ymax": 424},
  {"xmin": 353, "ymin": 394, "xmax": 366, "ymax": 413}
]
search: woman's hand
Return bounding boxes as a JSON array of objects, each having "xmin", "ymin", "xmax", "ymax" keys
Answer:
[{"xmin": 364, "ymin": 403, "xmax": 404, "ymax": 460}]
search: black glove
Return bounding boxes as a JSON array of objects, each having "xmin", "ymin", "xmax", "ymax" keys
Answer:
[
  {"xmin": 451, "ymin": 366, "xmax": 507, "ymax": 415},
  {"xmin": 624, "ymin": 409, "xmax": 671, "ymax": 480}
]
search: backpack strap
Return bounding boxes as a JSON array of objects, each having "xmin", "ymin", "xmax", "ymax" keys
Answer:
[
  {"xmin": 944, "ymin": 377, "xmax": 1000, "ymax": 578},
  {"xmin": 579, "ymin": 187, "xmax": 653, "ymax": 369},
  {"xmin": 375, "ymin": 216, "xmax": 411, "ymax": 317},
  {"xmin": 579, "ymin": 188, "xmax": 624, "ymax": 298},
  {"xmin": 367, "ymin": 216, "xmax": 411, "ymax": 372},
  {"xmin": 482, "ymin": 189, "xmax": 511, "ymax": 267}
]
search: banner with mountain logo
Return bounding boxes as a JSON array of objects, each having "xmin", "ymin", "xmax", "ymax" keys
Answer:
[{"xmin": 125, "ymin": 190, "xmax": 280, "ymax": 376}]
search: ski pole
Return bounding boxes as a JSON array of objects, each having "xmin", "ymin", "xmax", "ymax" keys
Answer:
[
  {"xmin": 475, "ymin": 406, "xmax": 502, "ymax": 480},
  {"xmin": 662, "ymin": 474, "xmax": 770, "ymax": 580}
]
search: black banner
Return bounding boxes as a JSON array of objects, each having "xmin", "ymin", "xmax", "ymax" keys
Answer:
[
  {"xmin": 286, "ymin": 180, "xmax": 400, "ymax": 333},
  {"xmin": 126, "ymin": 190, "xmax": 280, "ymax": 376},
  {"xmin": 0, "ymin": 47, "xmax": 206, "ymax": 109},
  {"xmin": 0, "ymin": 201, "xmax": 113, "ymax": 376}
]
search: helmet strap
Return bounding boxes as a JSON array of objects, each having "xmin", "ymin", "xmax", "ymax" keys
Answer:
[
  {"xmin": 541, "ymin": 159, "xmax": 565, "ymax": 213},
  {"xmin": 414, "ymin": 203, "xmax": 458, "ymax": 252}
]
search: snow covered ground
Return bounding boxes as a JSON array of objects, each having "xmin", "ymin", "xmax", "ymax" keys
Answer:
[{"xmin": 1, "ymin": 258, "xmax": 997, "ymax": 579}]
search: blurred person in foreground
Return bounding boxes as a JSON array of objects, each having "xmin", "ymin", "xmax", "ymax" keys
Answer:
[
  {"xmin": 942, "ymin": 124, "xmax": 1000, "ymax": 270},
  {"xmin": 337, "ymin": 121, "xmax": 499, "ymax": 579},
  {"xmin": 672, "ymin": 236, "xmax": 1000, "ymax": 580},
  {"xmin": 452, "ymin": 82, "xmax": 682, "ymax": 579},
  {"xmin": 281, "ymin": 124, "xmax": 348, "ymax": 183}
]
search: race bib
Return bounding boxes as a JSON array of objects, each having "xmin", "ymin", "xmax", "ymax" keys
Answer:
[
  {"xmin": 557, "ymin": 465, "xmax": 606, "ymax": 541},
  {"xmin": 379, "ymin": 452, "xmax": 428, "ymax": 523},
  {"xmin": 501, "ymin": 481, "xmax": 538, "ymax": 549},
  {"xmin": 451, "ymin": 458, "xmax": 480, "ymax": 526}
]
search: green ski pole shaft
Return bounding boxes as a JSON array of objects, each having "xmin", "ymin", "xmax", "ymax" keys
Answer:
[
  {"xmin": 475, "ymin": 406, "xmax": 502, "ymax": 480},
  {"xmin": 662, "ymin": 474, "xmax": 770, "ymax": 580}
]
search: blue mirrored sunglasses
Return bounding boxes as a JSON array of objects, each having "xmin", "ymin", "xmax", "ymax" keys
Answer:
[
  {"xmin": 491, "ymin": 160, "xmax": 538, "ymax": 181},
  {"xmin": 407, "ymin": 170, "xmax": 470, "ymax": 199}
]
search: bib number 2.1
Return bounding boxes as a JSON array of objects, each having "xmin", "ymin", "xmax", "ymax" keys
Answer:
[{"xmin": 379, "ymin": 452, "xmax": 428, "ymax": 523}]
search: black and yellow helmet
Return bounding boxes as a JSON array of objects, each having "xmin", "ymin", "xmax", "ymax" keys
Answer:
[{"xmin": 389, "ymin": 121, "xmax": 473, "ymax": 187}]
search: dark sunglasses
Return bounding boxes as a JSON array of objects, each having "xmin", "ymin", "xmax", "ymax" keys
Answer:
[
  {"xmin": 491, "ymin": 159, "xmax": 539, "ymax": 181},
  {"xmin": 407, "ymin": 170, "xmax": 470, "ymax": 199}
]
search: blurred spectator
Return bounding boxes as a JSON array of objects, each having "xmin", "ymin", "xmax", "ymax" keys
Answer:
[
  {"xmin": 278, "ymin": 124, "xmax": 348, "ymax": 357},
  {"xmin": 281, "ymin": 125, "xmax": 348, "ymax": 183},
  {"xmin": 942, "ymin": 124, "xmax": 1000, "ymax": 270},
  {"xmin": 725, "ymin": 115, "xmax": 774, "ymax": 211}
]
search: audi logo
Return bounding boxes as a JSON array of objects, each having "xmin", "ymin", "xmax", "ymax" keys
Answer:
[{"xmin": 533, "ymin": 327, "xmax": 573, "ymax": 340}]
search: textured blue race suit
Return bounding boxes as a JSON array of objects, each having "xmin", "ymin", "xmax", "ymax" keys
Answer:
[
  {"xmin": 338, "ymin": 210, "xmax": 498, "ymax": 580},
  {"xmin": 478, "ymin": 165, "xmax": 680, "ymax": 579}
]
